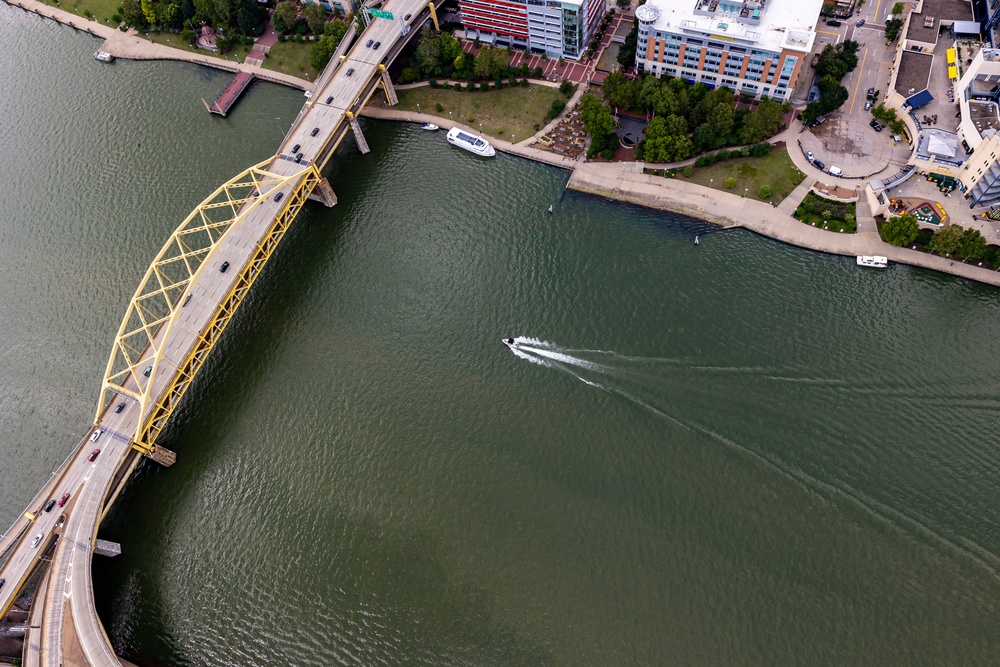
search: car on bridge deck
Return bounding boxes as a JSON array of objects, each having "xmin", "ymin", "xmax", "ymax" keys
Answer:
[
  {"xmin": 220, "ymin": 261, "xmax": 230, "ymax": 273},
  {"xmin": 295, "ymin": 153, "xmax": 304, "ymax": 163},
  {"xmin": 346, "ymin": 68, "xmax": 355, "ymax": 77},
  {"xmin": 58, "ymin": 493, "xmax": 70, "ymax": 507},
  {"xmin": 44, "ymin": 499, "xmax": 56, "ymax": 512},
  {"xmin": 88, "ymin": 448, "xmax": 101, "ymax": 462},
  {"xmin": 292, "ymin": 143, "xmax": 300, "ymax": 153},
  {"xmin": 143, "ymin": 364, "xmax": 152, "ymax": 377},
  {"xmin": 90, "ymin": 428, "xmax": 103, "ymax": 442},
  {"xmin": 366, "ymin": 39, "xmax": 373, "ymax": 47},
  {"xmin": 325, "ymin": 96, "xmax": 334, "ymax": 104},
  {"xmin": 311, "ymin": 127, "xmax": 320, "ymax": 136},
  {"xmin": 374, "ymin": 41, "xmax": 381, "ymax": 49},
  {"xmin": 0, "ymin": 578, "xmax": 5, "ymax": 590},
  {"xmin": 114, "ymin": 401, "xmax": 125, "ymax": 413},
  {"xmin": 405, "ymin": 13, "xmax": 411, "ymax": 20},
  {"xmin": 31, "ymin": 533, "xmax": 42, "ymax": 548}
]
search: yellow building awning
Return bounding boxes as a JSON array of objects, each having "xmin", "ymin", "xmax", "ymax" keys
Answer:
[
  {"xmin": 947, "ymin": 47, "xmax": 957, "ymax": 64},
  {"xmin": 948, "ymin": 65, "xmax": 958, "ymax": 79}
]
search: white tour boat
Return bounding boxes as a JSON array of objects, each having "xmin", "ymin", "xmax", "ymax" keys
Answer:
[
  {"xmin": 93, "ymin": 51, "xmax": 114, "ymax": 62},
  {"xmin": 856, "ymin": 255, "xmax": 888, "ymax": 268},
  {"xmin": 446, "ymin": 127, "xmax": 495, "ymax": 157},
  {"xmin": 421, "ymin": 122, "xmax": 439, "ymax": 131}
]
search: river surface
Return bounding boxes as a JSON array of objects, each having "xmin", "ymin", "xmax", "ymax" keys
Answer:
[{"xmin": 2, "ymin": 6, "xmax": 1000, "ymax": 665}]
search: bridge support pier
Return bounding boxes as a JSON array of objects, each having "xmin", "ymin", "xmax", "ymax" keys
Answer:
[
  {"xmin": 427, "ymin": 2, "xmax": 439, "ymax": 31},
  {"xmin": 378, "ymin": 64, "xmax": 398, "ymax": 106},
  {"xmin": 308, "ymin": 177, "xmax": 339, "ymax": 207},
  {"xmin": 349, "ymin": 117, "xmax": 371, "ymax": 154},
  {"xmin": 94, "ymin": 539, "xmax": 121, "ymax": 557},
  {"xmin": 146, "ymin": 446, "xmax": 177, "ymax": 467}
]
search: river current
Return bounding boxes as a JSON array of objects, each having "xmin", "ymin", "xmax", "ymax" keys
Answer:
[{"xmin": 2, "ymin": 6, "xmax": 1000, "ymax": 665}]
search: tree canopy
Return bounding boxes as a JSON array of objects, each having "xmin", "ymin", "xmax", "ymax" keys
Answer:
[{"xmin": 882, "ymin": 213, "xmax": 919, "ymax": 246}]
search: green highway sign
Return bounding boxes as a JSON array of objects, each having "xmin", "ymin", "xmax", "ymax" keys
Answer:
[{"xmin": 369, "ymin": 8, "xmax": 394, "ymax": 19}]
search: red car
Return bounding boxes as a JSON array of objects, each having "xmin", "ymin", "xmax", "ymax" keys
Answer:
[
  {"xmin": 88, "ymin": 449, "xmax": 100, "ymax": 462},
  {"xmin": 58, "ymin": 493, "xmax": 70, "ymax": 507}
]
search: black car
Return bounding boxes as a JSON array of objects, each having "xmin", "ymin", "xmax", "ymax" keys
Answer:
[
  {"xmin": 274, "ymin": 192, "xmax": 284, "ymax": 203},
  {"xmin": 813, "ymin": 160, "xmax": 825, "ymax": 170},
  {"xmin": 404, "ymin": 12, "xmax": 412, "ymax": 20},
  {"xmin": 366, "ymin": 39, "xmax": 373, "ymax": 47},
  {"xmin": 294, "ymin": 153, "xmax": 304, "ymax": 163},
  {"xmin": 220, "ymin": 261, "xmax": 230, "ymax": 273},
  {"xmin": 867, "ymin": 87, "xmax": 875, "ymax": 99},
  {"xmin": 143, "ymin": 365, "xmax": 152, "ymax": 377},
  {"xmin": 873, "ymin": 124, "xmax": 883, "ymax": 132},
  {"xmin": 114, "ymin": 401, "xmax": 125, "ymax": 413},
  {"xmin": 374, "ymin": 41, "xmax": 381, "ymax": 50},
  {"xmin": 0, "ymin": 578, "xmax": 5, "ymax": 590},
  {"xmin": 827, "ymin": 19, "xmax": 841, "ymax": 26},
  {"xmin": 311, "ymin": 127, "xmax": 320, "ymax": 136},
  {"xmin": 292, "ymin": 143, "xmax": 300, "ymax": 152},
  {"xmin": 44, "ymin": 499, "xmax": 56, "ymax": 512},
  {"xmin": 325, "ymin": 96, "xmax": 334, "ymax": 104},
  {"xmin": 346, "ymin": 67, "xmax": 355, "ymax": 77}
]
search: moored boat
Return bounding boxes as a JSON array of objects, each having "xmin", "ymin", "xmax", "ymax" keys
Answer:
[
  {"xmin": 856, "ymin": 255, "xmax": 888, "ymax": 268},
  {"xmin": 93, "ymin": 51, "xmax": 114, "ymax": 62},
  {"xmin": 446, "ymin": 127, "xmax": 495, "ymax": 157},
  {"xmin": 421, "ymin": 122, "xmax": 439, "ymax": 131}
]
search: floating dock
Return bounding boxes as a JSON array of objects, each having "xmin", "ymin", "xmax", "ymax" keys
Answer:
[{"xmin": 204, "ymin": 71, "xmax": 255, "ymax": 116}]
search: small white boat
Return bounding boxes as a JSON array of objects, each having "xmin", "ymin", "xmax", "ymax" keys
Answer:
[
  {"xmin": 421, "ymin": 122, "xmax": 439, "ymax": 131},
  {"xmin": 502, "ymin": 337, "xmax": 518, "ymax": 349},
  {"xmin": 694, "ymin": 235, "xmax": 699, "ymax": 245},
  {"xmin": 93, "ymin": 51, "xmax": 114, "ymax": 62},
  {"xmin": 547, "ymin": 205, "xmax": 554, "ymax": 213},
  {"xmin": 856, "ymin": 255, "xmax": 888, "ymax": 268},
  {"xmin": 447, "ymin": 127, "xmax": 495, "ymax": 157}
]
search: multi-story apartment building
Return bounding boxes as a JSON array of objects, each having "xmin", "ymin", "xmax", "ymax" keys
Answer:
[
  {"xmin": 633, "ymin": 0, "xmax": 822, "ymax": 101},
  {"xmin": 459, "ymin": 0, "xmax": 603, "ymax": 61}
]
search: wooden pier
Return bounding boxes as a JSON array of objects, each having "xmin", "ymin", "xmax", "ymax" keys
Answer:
[{"xmin": 204, "ymin": 71, "xmax": 255, "ymax": 116}]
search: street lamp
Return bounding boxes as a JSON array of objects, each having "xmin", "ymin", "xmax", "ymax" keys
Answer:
[
  {"xmin": 479, "ymin": 122, "xmax": 483, "ymax": 134},
  {"xmin": 709, "ymin": 178, "xmax": 713, "ymax": 189},
  {"xmin": 743, "ymin": 187, "xmax": 748, "ymax": 198},
  {"xmin": 449, "ymin": 111, "xmax": 453, "ymax": 120},
  {"xmin": 417, "ymin": 103, "xmax": 420, "ymax": 113},
  {"xmin": 512, "ymin": 133, "xmax": 515, "ymax": 144}
]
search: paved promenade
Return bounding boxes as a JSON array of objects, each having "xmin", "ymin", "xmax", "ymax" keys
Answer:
[{"xmin": 568, "ymin": 163, "xmax": 1000, "ymax": 288}]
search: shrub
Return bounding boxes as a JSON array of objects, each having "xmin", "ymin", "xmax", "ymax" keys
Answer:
[
  {"xmin": 758, "ymin": 184, "xmax": 772, "ymax": 198},
  {"xmin": 429, "ymin": 79, "xmax": 438, "ymax": 88},
  {"xmin": 480, "ymin": 82, "xmax": 489, "ymax": 91},
  {"xmin": 521, "ymin": 78, "xmax": 529, "ymax": 87},
  {"xmin": 467, "ymin": 113, "xmax": 476, "ymax": 122},
  {"xmin": 83, "ymin": 9, "xmax": 91, "ymax": 17},
  {"xmin": 435, "ymin": 102, "xmax": 443, "ymax": 112},
  {"xmin": 534, "ymin": 123, "xmax": 541, "ymax": 131},
  {"xmin": 601, "ymin": 148, "xmax": 614, "ymax": 159},
  {"xmin": 112, "ymin": 12, "xmax": 121, "ymax": 23},
  {"xmin": 497, "ymin": 126, "xmax": 505, "ymax": 135},
  {"xmin": 560, "ymin": 79, "xmax": 574, "ymax": 97},
  {"xmin": 724, "ymin": 177, "xmax": 736, "ymax": 188},
  {"xmin": 454, "ymin": 82, "xmax": 462, "ymax": 91},
  {"xmin": 682, "ymin": 166, "xmax": 695, "ymax": 177},
  {"xmin": 750, "ymin": 142, "xmax": 770, "ymax": 157}
]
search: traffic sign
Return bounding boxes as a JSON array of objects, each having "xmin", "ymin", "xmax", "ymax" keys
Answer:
[{"xmin": 369, "ymin": 8, "xmax": 394, "ymax": 19}]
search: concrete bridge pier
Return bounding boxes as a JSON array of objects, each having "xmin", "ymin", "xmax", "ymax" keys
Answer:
[
  {"xmin": 146, "ymin": 446, "xmax": 177, "ymax": 467},
  {"xmin": 346, "ymin": 113, "xmax": 371, "ymax": 154},
  {"xmin": 309, "ymin": 177, "xmax": 339, "ymax": 207},
  {"xmin": 378, "ymin": 64, "xmax": 398, "ymax": 106}
]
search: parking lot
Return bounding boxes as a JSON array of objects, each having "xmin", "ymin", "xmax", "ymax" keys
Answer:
[{"xmin": 795, "ymin": 7, "xmax": 904, "ymax": 178}]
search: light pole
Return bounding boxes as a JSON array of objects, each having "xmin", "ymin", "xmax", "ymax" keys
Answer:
[
  {"xmin": 416, "ymin": 103, "xmax": 420, "ymax": 114},
  {"xmin": 709, "ymin": 178, "xmax": 713, "ymax": 189},
  {"xmin": 449, "ymin": 111, "xmax": 453, "ymax": 121},
  {"xmin": 511, "ymin": 133, "xmax": 515, "ymax": 144},
  {"xmin": 743, "ymin": 187, "xmax": 748, "ymax": 198},
  {"xmin": 479, "ymin": 122, "xmax": 483, "ymax": 134}
]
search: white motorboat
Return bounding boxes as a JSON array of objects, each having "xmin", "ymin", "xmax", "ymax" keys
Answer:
[
  {"xmin": 93, "ymin": 51, "xmax": 114, "ymax": 62},
  {"xmin": 502, "ymin": 337, "xmax": 518, "ymax": 348},
  {"xmin": 856, "ymin": 255, "xmax": 888, "ymax": 268},
  {"xmin": 447, "ymin": 127, "xmax": 495, "ymax": 157},
  {"xmin": 421, "ymin": 123, "xmax": 439, "ymax": 131}
]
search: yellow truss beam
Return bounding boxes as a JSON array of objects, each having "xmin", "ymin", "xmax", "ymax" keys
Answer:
[{"xmin": 98, "ymin": 160, "xmax": 324, "ymax": 453}]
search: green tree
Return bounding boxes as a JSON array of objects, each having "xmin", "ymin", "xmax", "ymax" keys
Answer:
[
  {"xmin": 618, "ymin": 19, "xmax": 638, "ymax": 67},
  {"xmin": 959, "ymin": 227, "xmax": 988, "ymax": 259},
  {"xmin": 602, "ymin": 70, "xmax": 638, "ymax": 110},
  {"xmin": 439, "ymin": 31, "xmax": 463, "ymax": 64},
  {"xmin": 474, "ymin": 45, "xmax": 508, "ymax": 80},
  {"xmin": 738, "ymin": 98, "xmax": 784, "ymax": 144},
  {"xmin": 560, "ymin": 79, "xmax": 575, "ymax": 97},
  {"xmin": 890, "ymin": 1, "xmax": 904, "ymax": 14},
  {"xmin": 415, "ymin": 26, "xmax": 443, "ymax": 75},
  {"xmin": 309, "ymin": 20, "xmax": 348, "ymax": 69},
  {"xmin": 692, "ymin": 122, "xmax": 718, "ymax": 152},
  {"xmin": 644, "ymin": 114, "xmax": 692, "ymax": 162},
  {"xmin": 273, "ymin": 0, "xmax": 298, "ymax": 33},
  {"xmin": 302, "ymin": 3, "xmax": 328, "ymax": 35},
  {"xmin": 929, "ymin": 224, "xmax": 964, "ymax": 255},
  {"xmin": 158, "ymin": 1, "xmax": 181, "ymax": 28},
  {"xmin": 884, "ymin": 18, "xmax": 904, "ymax": 42},
  {"xmin": 707, "ymin": 102, "xmax": 734, "ymax": 138},
  {"xmin": 236, "ymin": 0, "xmax": 264, "ymax": 35},
  {"xmin": 121, "ymin": 0, "xmax": 148, "ymax": 27},
  {"xmin": 818, "ymin": 82, "xmax": 849, "ymax": 113},
  {"xmin": 579, "ymin": 93, "xmax": 616, "ymax": 151},
  {"xmin": 141, "ymin": 0, "xmax": 157, "ymax": 25}
]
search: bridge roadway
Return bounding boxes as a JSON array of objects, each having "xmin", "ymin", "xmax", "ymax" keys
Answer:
[{"xmin": 0, "ymin": 0, "xmax": 436, "ymax": 663}]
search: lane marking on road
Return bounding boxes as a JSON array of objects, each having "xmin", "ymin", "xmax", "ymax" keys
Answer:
[{"xmin": 849, "ymin": 47, "xmax": 869, "ymax": 114}]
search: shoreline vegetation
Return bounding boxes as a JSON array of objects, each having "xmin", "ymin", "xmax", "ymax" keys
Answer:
[{"xmin": 4, "ymin": 0, "xmax": 1000, "ymax": 288}]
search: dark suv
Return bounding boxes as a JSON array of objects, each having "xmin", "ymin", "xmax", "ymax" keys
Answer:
[{"xmin": 44, "ymin": 499, "xmax": 56, "ymax": 512}]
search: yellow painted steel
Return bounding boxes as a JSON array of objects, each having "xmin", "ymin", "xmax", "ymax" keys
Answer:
[
  {"xmin": 98, "ymin": 160, "xmax": 323, "ymax": 454},
  {"xmin": 428, "ymin": 2, "xmax": 439, "ymax": 31}
]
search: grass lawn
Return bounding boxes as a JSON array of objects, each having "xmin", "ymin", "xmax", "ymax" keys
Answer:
[
  {"xmin": 38, "ymin": 0, "xmax": 118, "ymax": 23},
  {"xmin": 261, "ymin": 40, "xmax": 320, "ymax": 81},
  {"xmin": 682, "ymin": 148, "xmax": 806, "ymax": 204},
  {"xmin": 395, "ymin": 84, "xmax": 566, "ymax": 141},
  {"xmin": 793, "ymin": 191, "xmax": 857, "ymax": 233}
]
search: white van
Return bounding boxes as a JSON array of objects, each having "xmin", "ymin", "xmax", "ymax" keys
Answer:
[{"xmin": 829, "ymin": 166, "xmax": 843, "ymax": 177}]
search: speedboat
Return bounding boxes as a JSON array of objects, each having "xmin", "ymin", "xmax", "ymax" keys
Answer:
[
  {"xmin": 93, "ymin": 51, "xmax": 114, "ymax": 62},
  {"xmin": 421, "ymin": 123, "xmax": 439, "ymax": 131},
  {"xmin": 502, "ymin": 337, "xmax": 518, "ymax": 348},
  {"xmin": 447, "ymin": 127, "xmax": 495, "ymax": 157},
  {"xmin": 856, "ymin": 255, "xmax": 888, "ymax": 268}
]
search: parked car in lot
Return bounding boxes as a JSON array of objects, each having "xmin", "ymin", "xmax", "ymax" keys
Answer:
[
  {"xmin": 867, "ymin": 87, "xmax": 875, "ymax": 99},
  {"xmin": 856, "ymin": 18, "xmax": 865, "ymax": 26},
  {"xmin": 827, "ymin": 19, "xmax": 842, "ymax": 26},
  {"xmin": 806, "ymin": 150, "xmax": 814, "ymax": 162},
  {"xmin": 870, "ymin": 119, "xmax": 883, "ymax": 131},
  {"xmin": 813, "ymin": 159, "xmax": 825, "ymax": 170},
  {"xmin": 865, "ymin": 100, "xmax": 873, "ymax": 110}
]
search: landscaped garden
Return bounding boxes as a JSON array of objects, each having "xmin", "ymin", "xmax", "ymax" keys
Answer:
[
  {"xmin": 679, "ymin": 148, "xmax": 805, "ymax": 204},
  {"xmin": 793, "ymin": 191, "xmax": 857, "ymax": 233}
]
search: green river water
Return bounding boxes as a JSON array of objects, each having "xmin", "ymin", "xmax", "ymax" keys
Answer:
[{"xmin": 1, "ymin": 6, "xmax": 1000, "ymax": 665}]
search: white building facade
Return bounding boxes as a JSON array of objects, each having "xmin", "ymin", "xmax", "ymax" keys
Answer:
[
  {"xmin": 460, "ymin": 0, "xmax": 602, "ymax": 60},
  {"xmin": 633, "ymin": 0, "xmax": 822, "ymax": 101}
]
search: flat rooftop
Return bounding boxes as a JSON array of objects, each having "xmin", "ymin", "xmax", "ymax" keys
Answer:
[
  {"xmin": 906, "ymin": 0, "xmax": 973, "ymax": 44},
  {"xmin": 641, "ymin": 0, "xmax": 822, "ymax": 54},
  {"xmin": 896, "ymin": 51, "xmax": 934, "ymax": 97}
]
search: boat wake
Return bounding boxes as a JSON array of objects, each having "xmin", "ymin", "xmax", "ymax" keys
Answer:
[{"xmin": 502, "ymin": 336, "xmax": 1000, "ymax": 581}]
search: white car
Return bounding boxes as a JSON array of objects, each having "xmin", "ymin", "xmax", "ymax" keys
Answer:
[
  {"xmin": 806, "ymin": 150, "xmax": 814, "ymax": 162},
  {"xmin": 31, "ymin": 533, "xmax": 43, "ymax": 549},
  {"xmin": 90, "ymin": 428, "xmax": 103, "ymax": 442}
]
